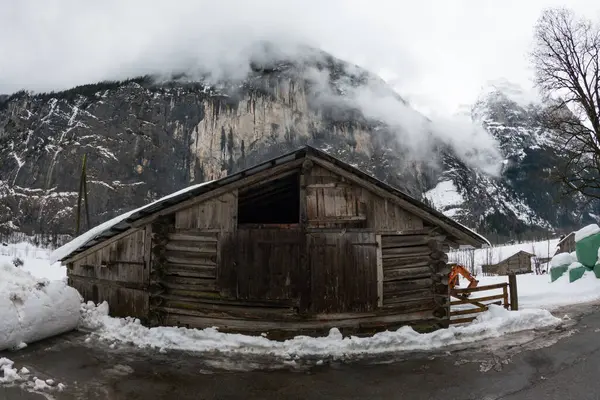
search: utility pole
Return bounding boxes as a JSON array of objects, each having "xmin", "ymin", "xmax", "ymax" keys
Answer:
[{"xmin": 75, "ymin": 154, "xmax": 91, "ymax": 236}]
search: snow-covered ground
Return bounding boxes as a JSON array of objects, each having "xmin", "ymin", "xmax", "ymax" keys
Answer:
[
  {"xmin": 1, "ymin": 237, "xmax": 599, "ymax": 372},
  {"xmin": 79, "ymin": 301, "xmax": 560, "ymax": 359},
  {"xmin": 458, "ymin": 272, "xmax": 600, "ymax": 311}
]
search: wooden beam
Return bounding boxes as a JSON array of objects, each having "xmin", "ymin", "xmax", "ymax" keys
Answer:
[
  {"xmin": 308, "ymin": 156, "xmax": 485, "ymax": 247},
  {"xmin": 376, "ymin": 234, "xmax": 383, "ymax": 308},
  {"xmin": 508, "ymin": 274, "xmax": 519, "ymax": 310}
]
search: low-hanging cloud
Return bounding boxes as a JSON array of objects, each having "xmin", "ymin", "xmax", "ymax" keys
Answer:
[{"xmin": 0, "ymin": 0, "xmax": 503, "ymax": 175}]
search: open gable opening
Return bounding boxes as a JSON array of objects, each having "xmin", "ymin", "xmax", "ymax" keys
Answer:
[{"xmin": 237, "ymin": 172, "xmax": 300, "ymax": 225}]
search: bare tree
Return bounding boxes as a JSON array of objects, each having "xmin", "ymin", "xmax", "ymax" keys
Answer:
[{"xmin": 531, "ymin": 8, "xmax": 600, "ymax": 199}]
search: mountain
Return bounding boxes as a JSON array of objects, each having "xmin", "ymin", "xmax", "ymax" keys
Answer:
[
  {"xmin": 425, "ymin": 79, "xmax": 600, "ymax": 242},
  {"xmin": 0, "ymin": 48, "xmax": 595, "ymax": 244},
  {"xmin": 0, "ymin": 49, "xmax": 436, "ymax": 238}
]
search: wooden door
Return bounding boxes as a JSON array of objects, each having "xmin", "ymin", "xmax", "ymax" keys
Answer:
[
  {"xmin": 220, "ymin": 228, "xmax": 303, "ymax": 302},
  {"xmin": 308, "ymin": 232, "xmax": 378, "ymax": 313}
]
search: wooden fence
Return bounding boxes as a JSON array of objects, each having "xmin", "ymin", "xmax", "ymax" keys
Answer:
[{"xmin": 449, "ymin": 274, "xmax": 518, "ymax": 325}]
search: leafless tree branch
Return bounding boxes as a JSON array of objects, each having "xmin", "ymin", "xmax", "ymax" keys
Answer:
[{"xmin": 532, "ymin": 8, "xmax": 600, "ymax": 200}]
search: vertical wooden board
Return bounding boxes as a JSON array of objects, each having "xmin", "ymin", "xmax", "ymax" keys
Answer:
[
  {"xmin": 174, "ymin": 192, "xmax": 237, "ymax": 231},
  {"xmin": 376, "ymin": 234, "xmax": 383, "ymax": 307},
  {"xmin": 143, "ymin": 225, "xmax": 152, "ymax": 283},
  {"xmin": 316, "ymin": 188, "xmax": 325, "ymax": 222},
  {"xmin": 217, "ymin": 231, "xmax": 237, "ymax": 299},
  {"xmin": 306, "ymin": 188, "xmax": 318, "ymax": 221}
]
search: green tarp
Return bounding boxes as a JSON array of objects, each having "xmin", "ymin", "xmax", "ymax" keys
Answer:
[
  {"xmin": 575, "ymin": 232, "xmax": 600, "ymax": 268},
  {"xmin": 569, "ymin": 265, "xmax": 589, "ymax": 282},
  {"xmin": 551, "ymin": 265, "xmax": 568, "ymax": 282},
  {"xmin": 594, "ymin": 263, "xmax": 600, "ymax": 279}
]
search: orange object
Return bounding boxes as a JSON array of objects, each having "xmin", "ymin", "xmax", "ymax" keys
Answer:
[{"xmin": 448, "ymin": 263, "xmax": 479, "ymax": 293}]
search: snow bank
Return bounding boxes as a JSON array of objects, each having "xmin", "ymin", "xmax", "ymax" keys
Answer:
[
  {"xmin": 0, "ymin": 263, "xmax": 81, "ymax": 351},
  {"xmin": 567, "ymin": 261, "xmax": 584, "ymax": 271},
  {"xmin": 551, "ymin": 252, "xmax": 575, "ymax": 268},
  {"xmin": 80, "ymin": 302, "xmax": 560, "ymax": 358},
  {"xmin": 49, "ymin": 180, "xmax": 213, "ymax": 263},
  {"xmin": 575, "ymin": 224, "xmax": 600, "ymax": 242}
]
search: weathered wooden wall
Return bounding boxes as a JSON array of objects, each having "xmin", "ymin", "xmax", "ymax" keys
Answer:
[
  {"xmin": 308, "ymin": 232, "xmax": 378, "ymax": 313},
  {"xmin": 305, "ymin": 165, "xmax": 423, "ymax": 232},
  {"xmin": 67, "ymin": 229, "xmax": 149, "ymax": 318},
  {"xmin": 483, "ymin": 252, "xmax": 532, "ymax": 276}
]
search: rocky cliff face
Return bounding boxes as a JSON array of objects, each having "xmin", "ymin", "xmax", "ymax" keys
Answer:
[
  {"xmin": 1, "ymin": 53, "xmax": 595, "ymax": 242},
  {"xmin": 0, "ymin": 53, "xmax": 433, "ymax": 236},
  {"xmin": 425, "ymin": 80, "xmax": 600, "ymax": 241}
]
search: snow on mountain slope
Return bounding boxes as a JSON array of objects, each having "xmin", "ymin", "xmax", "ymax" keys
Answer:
[{"xmin": 425, "ymin": 81, "xmax": 600, "ymax": 240}]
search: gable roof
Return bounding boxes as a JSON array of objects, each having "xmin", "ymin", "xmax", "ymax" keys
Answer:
[{"xmin": 50, "ymin": 146, "xmax": 489, "ymax": 263}]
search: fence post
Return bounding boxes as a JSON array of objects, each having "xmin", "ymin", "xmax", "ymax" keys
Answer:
[
  {"xmin": 502, "ymin": 284, "xmax": 509, "ymax": 309},
  {"xmin": 508, "ymin": 274, "xmax": 518, "ymax": 310}
]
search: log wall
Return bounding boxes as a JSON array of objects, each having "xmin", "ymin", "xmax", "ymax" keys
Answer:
[{"xmin": 379, "ymin": 231, "xmax": 449, "ymax": 324}]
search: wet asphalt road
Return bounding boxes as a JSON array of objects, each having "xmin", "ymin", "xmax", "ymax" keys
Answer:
[{"xmin": 2, "ymin": 302, "xmax": 600, "ymax": 400}]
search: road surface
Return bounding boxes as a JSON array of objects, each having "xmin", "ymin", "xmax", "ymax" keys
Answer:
[{"xmin": 2, "ymin": 302, "xmax": 600, "ymax": 400}]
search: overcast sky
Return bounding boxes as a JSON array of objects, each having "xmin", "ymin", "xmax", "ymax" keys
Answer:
[{"xmin": 1, "ymin": 0, "xmax": 598, "ymax": 116}]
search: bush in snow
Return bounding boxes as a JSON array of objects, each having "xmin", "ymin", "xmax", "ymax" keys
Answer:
[{"xmin": 11, "ymin": 257, "xmax": 24, "ymax": 268}]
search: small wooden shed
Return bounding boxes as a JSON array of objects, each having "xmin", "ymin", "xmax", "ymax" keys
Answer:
[
  {"xmin": 555, "ymin": 232, "xmax": 575, "ymax": 255},
  {"xmin": 55, "ymin": 146, "xmax": 489, "ymax": 337},
  {"xmin": 481, "ymin": 250, "xmax": 534, "ymax": 276}
]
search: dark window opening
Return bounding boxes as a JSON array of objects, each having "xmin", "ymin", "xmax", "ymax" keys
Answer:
[{"xmin": 238, "ymin": 173, "xmax": 300, "ymax": 225}]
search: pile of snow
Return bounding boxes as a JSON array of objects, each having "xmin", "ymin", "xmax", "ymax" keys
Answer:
[
  {"xmin": 0, "ymin": 358, "xmax": 65, "ymax": 392},
  {"xmin": 79, "ymin": 302, "xmax": 561, "ymax": 358},
  {"xmin": 0, "ymin": 262, "xmax": 81, "ymax": 351},
  {"xmin": 551, "ymin": 252, "xmax": 576, "ymax": 268},
  {"xmin": 575, "ymin": 224, "xmax": 600, "ymax": 242}
]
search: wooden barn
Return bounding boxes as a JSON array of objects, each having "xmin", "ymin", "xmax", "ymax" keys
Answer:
[
  {"xmin": 54, "ymin": 146, "xmax": 489, "ymax": 337},
  {"xmin": 481, "ymin": 250, "xmax": 534, "ymax": 276},
  {"xmin": 555, "ymin": 232, "xmax": 575, "ymax": 255}
]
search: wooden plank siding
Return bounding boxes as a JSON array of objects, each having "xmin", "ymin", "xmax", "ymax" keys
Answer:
[
  {"xmin": 305, "ymin": 165, "xmax": 424, "ymax": 232},
  {"xmin": 308, "ymin": 232, "xmax": 378, "ymax": 313},
  {"xmin": 67, "ymin": 229, "xmax": 149, "ymax": 318},
  {"xmin": 482, "ymin": 251, "xmax": 533, "ymax": 276}
]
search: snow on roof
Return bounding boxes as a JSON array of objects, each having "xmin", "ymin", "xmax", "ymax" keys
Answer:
[
  {"xmin": 575, "ymin": 224, "xmax": 600, "ymax": 242},
  {"xmin": 49, "ymin": 181, "xmax": 214, "ymax": 264}
]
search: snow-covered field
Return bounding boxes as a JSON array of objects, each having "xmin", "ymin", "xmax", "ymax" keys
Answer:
[{"xmin": 462, "ymin": 272, "xmax": 600, "ymax": 311}]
